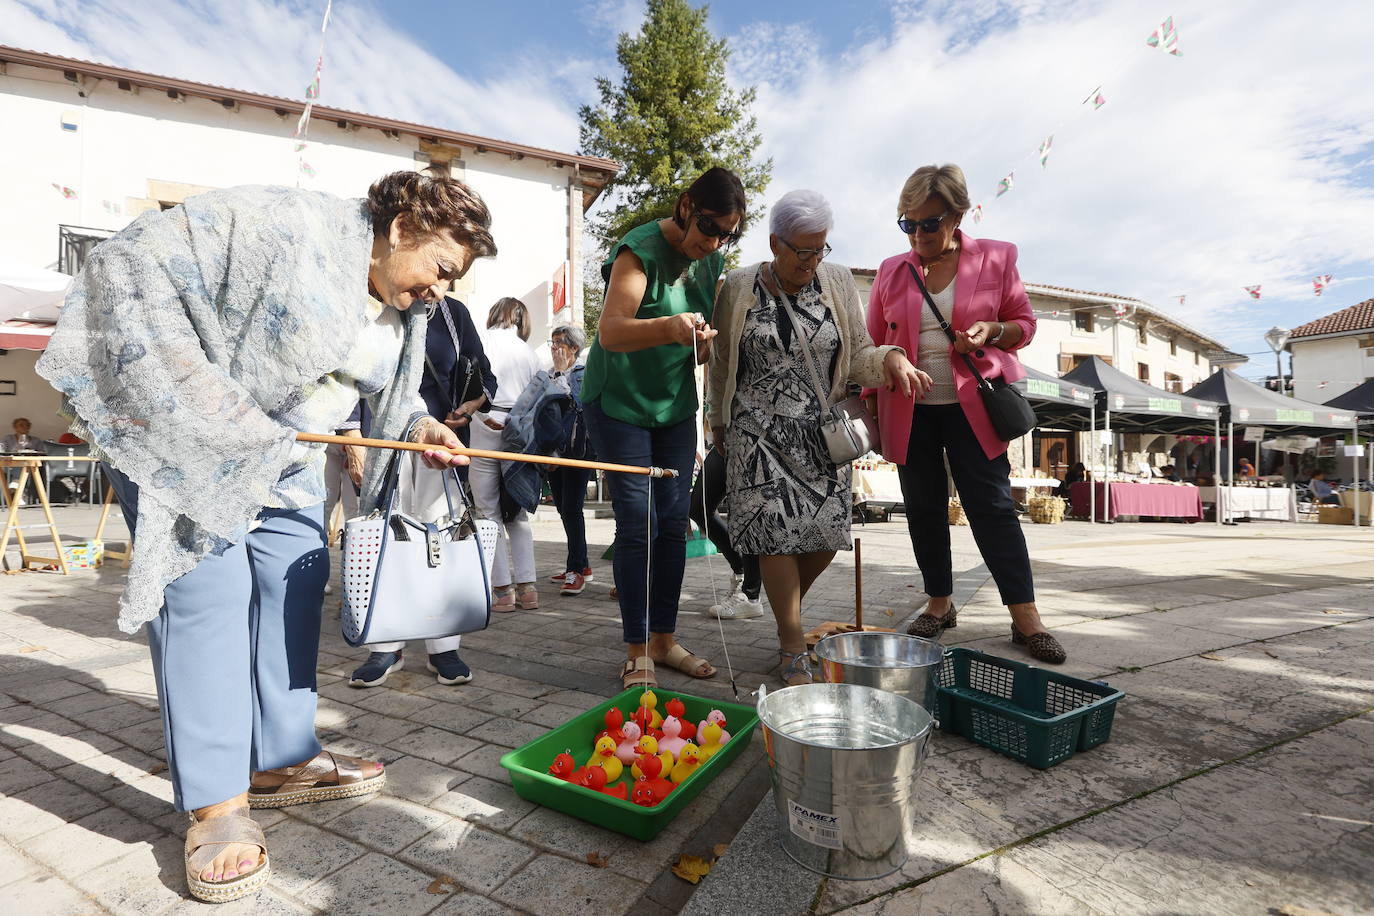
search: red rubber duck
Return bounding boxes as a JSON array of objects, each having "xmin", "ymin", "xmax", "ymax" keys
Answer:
[
  {"xmin": 576, "ymin": 765, "xmax": 609, "ymax": 792},
  {"xmin": 631, "ymin": 778, "xmax": 657, "ymax": 807},
  {"xmin": 547, "ymin": 751, "xmax": 576, "ymax": 781},
  {"xmin": 665, "ymin": 698, "xmax": 696, "ymax": 741},
  {"xmin": 603, "ymin": 781, "xmax": 629, "ymax": 801},
  {"xmin": 595, "ymin": 707, "xmax": 627, "ymax": 745}
]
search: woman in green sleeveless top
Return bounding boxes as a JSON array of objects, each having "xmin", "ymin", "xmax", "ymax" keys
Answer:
[{"xmin": 582, "ymin": 167, "xmax": 746, "ymax": 689}]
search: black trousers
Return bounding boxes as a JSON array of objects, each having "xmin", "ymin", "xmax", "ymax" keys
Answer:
[
  {"xmin": 895, "ymin": 403, "xmax": 1035, "ymax": 606},
  {"xmin": 688, "ymin": 448, "xmax": 761, "ymax": 599}
]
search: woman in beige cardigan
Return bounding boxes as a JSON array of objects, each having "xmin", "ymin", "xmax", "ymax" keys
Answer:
[{"xmin": 707, "ymin": 190, "xmax": 927, "ymax": 685}]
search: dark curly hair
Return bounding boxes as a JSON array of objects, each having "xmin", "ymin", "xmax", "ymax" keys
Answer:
[{"xmin": 366, "ymin": 171, "xmax": 497, "ymax": 259}]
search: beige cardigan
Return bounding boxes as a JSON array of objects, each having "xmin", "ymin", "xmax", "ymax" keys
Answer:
[{"xmin": 706, "ymin": 261, "xmax": 901, "ymax": 430}]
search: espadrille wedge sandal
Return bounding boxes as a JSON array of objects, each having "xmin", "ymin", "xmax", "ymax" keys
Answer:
[
  {"xmin": 184, "ymin": 811, "xmax": 270, "ymax": 903},
  {"xmin": 247, "ymin": 750, "xmax": 385, "ymax": 809}
]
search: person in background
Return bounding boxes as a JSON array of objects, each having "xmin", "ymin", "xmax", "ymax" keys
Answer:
[
  {"xmin": 349, "ymin": 295, "xmax": 496, "ymax": 688},
  {"xmin": 583, "ymin": 166, "xmax": 742, "ymax": 689},
  {"xmin": 1054, "ymin": 461, "xmax": 1087, "ymax": 499},
  {"xmin": 472, "ymin": 297, "xmax": 542, "ymax": 611},
  {"xmin": 866, "ymin": 163, "xmax": 1065, "ymax": 665},
  {"xmin": 35, "ymin": 170, "xmax": 484, "ymax": 902},
  {"xmin": 1238, "ymin": 457, "xmax": 1256, "ymax": 478},
  {"xmin": 1309, "ymin": 469, "xmax": 1341, "ymax": 505},
  {"xmin": 708, "ymin": 189, "xmax": 920, "ymax": 685},
  {"xmin": 689, "ymin": 447, "xmax": 764, "ymax": 619},
  {"xmin": 545, "ymin": 324, "xmax": 596, "ymax": 596},
  {"xmin": 1160, "ymin": 464, "xmax": 1180, "ymax": 482},
  {"xmin": 1, "ymin": 417, "xmax": 42, "ymax": 452}
]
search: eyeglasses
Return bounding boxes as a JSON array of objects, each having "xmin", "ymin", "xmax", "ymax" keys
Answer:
[
  {"xmin": 693, "ymin": 211, "xmax": 743, "ymax": 247},
  {"xmin": 779, "ymin": 237, "xmax": 832, "ymax": 262},
  {"xmin": 897, "ymin": 213, "xmax": 948, "ymax": 235}
]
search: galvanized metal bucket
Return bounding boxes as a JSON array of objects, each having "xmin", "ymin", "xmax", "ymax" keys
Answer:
[
  {"xmin": 814, "ymin": 632, "xmax": 947, "ymax": 717},
  {"xmin": 756, "ymin": 683, "xmax": 933, "ymax": 880}
]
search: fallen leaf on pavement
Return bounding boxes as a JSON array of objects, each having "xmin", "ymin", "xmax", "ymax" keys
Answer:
[
  {"xmin": 1321, "ymin": 608, "xmax": 1345, "ymax": 615},
  {"xmin": 1278, "ymin": 905, "xmax": 1340, "ymax": 916},
  {"xmin": 671, "ymin": 854, "xmax": 712, "ymax": 884},
  {"xmin": 425, "ymin": 876, "xmax": 457, "ymax": 895},
  {"xmin": 713, "ymin": 843, "xmax": 729, "ymax": 858},
  {"xmin": 148, "ymin": 763, "xmax": 168, "ymax": 776},
  {"xmin": 884, "ymin": 609, "xmax": 895, "ymax": 617},
  {"xmin": 586, "ymin": 851, "xmax": 609, "ymax": 868},
  {"xmin": 1199, "ymin": 653, "xmax": 1226, "ymax": 661},
  {"xmin": 19, "ymin": 646, "xmax": 46, "ymax": 653}
]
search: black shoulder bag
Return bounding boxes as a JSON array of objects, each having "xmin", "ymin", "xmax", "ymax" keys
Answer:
[
  {"xmin": 425, "ymin": 303, "xmax": 487, "ymax": 416},
  {"xmin": 905, "ymin": 262, "xmax": 1036, "ymax": 442}
]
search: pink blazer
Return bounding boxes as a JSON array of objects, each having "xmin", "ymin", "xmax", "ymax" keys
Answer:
[{"xmin": 865, "ymin": 232, "xmax": 1035, "ymax": 462}]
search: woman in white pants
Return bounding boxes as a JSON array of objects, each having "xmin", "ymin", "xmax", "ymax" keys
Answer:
[{"xmin": 471, "ymin": 298, "xmax": 541, "ymax": 611}]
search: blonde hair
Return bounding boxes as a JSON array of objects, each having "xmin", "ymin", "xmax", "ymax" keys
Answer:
[
  {"xmin": 487, "ymin": 297, "xmax": 531, "ymax": 341},
  {"xmin": 897, "ymin": 164, "xmax": 972, "ymax": 217}
]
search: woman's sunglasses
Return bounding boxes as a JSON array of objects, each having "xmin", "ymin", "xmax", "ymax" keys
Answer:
[
  {"xmin": 897, "ymin": 214, "xmax": 948, "ymax": 235},
  {"xmin": 693, "ymin": 211, "xmax": 743, "ymax": 246}
]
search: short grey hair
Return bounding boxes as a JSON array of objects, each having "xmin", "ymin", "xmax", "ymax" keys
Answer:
[
  {"xmin": 551, "ymin": 323, "xmax": 585, "ymax": 355},
  {"xmin": 898, "ymin": 164, "xmax": 972, "ymax": 216},
  {"xmin": 769, "ymin": 190, "xmax": 834, "ymax": 240}
]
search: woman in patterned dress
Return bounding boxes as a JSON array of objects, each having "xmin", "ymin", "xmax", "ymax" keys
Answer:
[{"xmin": 707, "ymin": 190, "xmax": 927, "ymax": 685}]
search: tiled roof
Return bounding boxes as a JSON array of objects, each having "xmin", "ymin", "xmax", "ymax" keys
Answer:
[
  {"xmin": 1025, "ymin": 282, "xmax": 1145, "ymax": 304},
  {"xmin": 1289, "ymin": 298, "xmax": 1374, "ymax": 339}
]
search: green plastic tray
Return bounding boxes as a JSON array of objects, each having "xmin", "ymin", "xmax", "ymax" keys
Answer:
[
  {"xmin": 934, "ymin": 648, "xmax": 1124, "ymax": 769},
  {"xmin": 500, "ymin": 687, "xmax": 758, "ymax": 841}
]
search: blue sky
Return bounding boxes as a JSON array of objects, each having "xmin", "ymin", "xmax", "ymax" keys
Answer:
[{"xmin": 5, "ymin": 0, "xmax": 1374, "ymax": 389}]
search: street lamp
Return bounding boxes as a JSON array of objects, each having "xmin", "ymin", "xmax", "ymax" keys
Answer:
[{"xmin": 1264, "ymin": 326, "xmax": 1290, "ymax": 396}]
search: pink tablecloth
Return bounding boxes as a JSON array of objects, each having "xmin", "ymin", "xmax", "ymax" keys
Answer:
[{"xmin": 1070, "ymin": 482, "xmax": 1203, "ymax": 521}]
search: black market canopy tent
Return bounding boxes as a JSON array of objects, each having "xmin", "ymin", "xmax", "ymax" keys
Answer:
[
  {"xmin": 1061, "ymin": 356, "xmax": 1221, "ymax": 433},
  {"xmin": 1014, "ymin": 365, "xmax": 1097, "ymax": 430},
  {"xmin": 1323, "ymin": 378, "xmax": 1374, "ymax": 423},
  {"xmin": 1059, "ymin": 356, "xmax": 1223, "ymax": 524},
  {"xmin": 1186, "ymin": 368, "xmax": 1360, "ymax": 435},
  {"xmin": 1185, "ymin": 368, "xmax": 1364, "ymax": 525}
]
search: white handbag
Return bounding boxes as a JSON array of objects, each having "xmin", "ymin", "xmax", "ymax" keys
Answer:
[{"xmin": 340, "ymin": 455, "xmax": 499, "ymax": 647}]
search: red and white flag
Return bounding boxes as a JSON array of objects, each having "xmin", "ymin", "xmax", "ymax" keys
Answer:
[
  {"xmin": 1312, "ymin": 274, "xmax": 1332, "ymax": 296},
  {"xmin": 551, "ymin": 263, "xmax": 568, "ymax": 313},
  {"xmin": 1243, "ymin": 285, "xmax": 1262, "ymax": 299}
]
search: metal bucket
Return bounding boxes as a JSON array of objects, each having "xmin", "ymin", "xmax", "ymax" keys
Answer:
[
  {"xmin": 757, "ymin": 683, "xmax": 933, "ymax": 880},
  {"xmin": 814, "ymin": 632, "xmax": 946, "ymax": 716}
]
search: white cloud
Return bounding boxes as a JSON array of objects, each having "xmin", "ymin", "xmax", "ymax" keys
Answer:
[
  {"xmin": 732, "ymin": 0, "xmax": 1374, "ymax": 360},
  {"xmin": 0, "ymin": 0, "xmax": 584, "ymax": 151}
]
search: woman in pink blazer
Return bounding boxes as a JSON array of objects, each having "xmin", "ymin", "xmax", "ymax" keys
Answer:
[{"xmin": 866, "ymin": 164, "xmax": 1064, "ymax": 663}]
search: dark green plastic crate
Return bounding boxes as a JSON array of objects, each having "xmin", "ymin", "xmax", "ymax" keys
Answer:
[
  {"xmin": 934, "ymin": 648, "xmax": 1123, "ymax": 769},
  {"xmin": 500, "ymin": 687, "xmax": 758, "ymax": 841}
]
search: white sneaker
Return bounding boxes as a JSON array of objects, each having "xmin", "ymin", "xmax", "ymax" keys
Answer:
[{"xmin": 710, "ymin": 589, "xmax": 764, "ymax": 620}]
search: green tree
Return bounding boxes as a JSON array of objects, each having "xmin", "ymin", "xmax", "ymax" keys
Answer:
[{"xmin": 579, "ymin": 0, "xmax": 772, "ymax": 254}]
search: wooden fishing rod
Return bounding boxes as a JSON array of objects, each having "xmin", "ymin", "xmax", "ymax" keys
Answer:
[{"xmin": 294, "ymin": 432, "xmax": 678, "ymax": 478}]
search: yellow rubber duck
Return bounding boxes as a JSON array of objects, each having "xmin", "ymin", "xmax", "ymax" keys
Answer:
[
  {"xmin": 630, "ymin": 734, "xmax": 674, "ymax": 779},
  {"xmin": 698, "ymin": 722, "xmax": 726, "ymax": 761},
  {"xmin": 589, "ymin": 735, "xmax": 623, "ymax": 782},
  {"xmin": 639, "ymin": 690, "xmax": 664, "ymax": 730},
  {"xmin": 669, "ymin": 743, "xmax": 702, "ymax": 784}
]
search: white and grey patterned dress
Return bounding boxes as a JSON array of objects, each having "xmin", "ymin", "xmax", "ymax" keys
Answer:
[{"xmin": 725, "ymin": 277, "xmax": 852, "ymax": 555}]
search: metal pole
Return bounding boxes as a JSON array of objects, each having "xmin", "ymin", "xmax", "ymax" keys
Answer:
[
  {"xmin": 1354, "ymin": 425, "xmax": 1362, "ymax": 528},
  {"xmin": 1104, "ymin": 409, "xmax": 1112, "ymax": 523},
  {"xmin": 1226, "ymin": 420, "xmax": 1235, "ymax": 524},
  {"xmin": 1089, "ymin": 401, "xmax": 1096, "ymax": 524},
  {"xmin": 1276, "ymin": 350, "xmax": 1284, "ymax": 397},
  {"xmin": 1214, "ymin": 415, "xmax": 1222, "ymax": 528}
]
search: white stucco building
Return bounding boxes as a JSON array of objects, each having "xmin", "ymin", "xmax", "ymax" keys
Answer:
[
  {"xmin": 1287, "ymin": 298, "xmax": 1374, "ymax": 403},
  {"xmin": 0, "ymin": 45, "xmax": 617, "ymax": 440}
]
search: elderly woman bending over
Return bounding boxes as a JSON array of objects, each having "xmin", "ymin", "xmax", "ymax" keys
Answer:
[
  {"xmin": 708, "ymin": 190, "xmax": 925, "ymax": 685},
  {"xmin": 37, "ymin": 172, "xmax": 488, "ymax": 902}
]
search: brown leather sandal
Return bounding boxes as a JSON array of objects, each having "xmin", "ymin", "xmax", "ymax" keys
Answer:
[
  {"xmin": 184, "ymin": 810, "xmax": 270, "ymax": 903},
  {"xmin": 659, "ymin": 642, "xmax": 716, "ymax": 679},
  {"xmin": 620, "ymin": 655, "xmax": 656, "ymax": 689},
  {"xmin": 247, "ymin": 750, "xmax": 385, "ymax": 809}
]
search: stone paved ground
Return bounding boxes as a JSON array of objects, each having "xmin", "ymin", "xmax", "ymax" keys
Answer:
[{"xmin": 2, "ymin": 502, "xmax": 1372, "ymax": 915}]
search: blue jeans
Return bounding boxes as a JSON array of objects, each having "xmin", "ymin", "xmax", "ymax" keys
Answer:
[
  {"xmin": 103, "ymin": 464, "xmax": 327, "ymax": 811},
  {"xmin": 548, "ymin": 466, "xmax": 591, "ymax": 572},
  {"xmin": 583, "ymin": 400, "xmax": 696, "ymax": 643}
]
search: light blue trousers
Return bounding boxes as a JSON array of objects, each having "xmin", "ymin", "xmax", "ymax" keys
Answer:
[{"xmin": 105, "ymin": 465, "xmax": 328, "ymax": 811}]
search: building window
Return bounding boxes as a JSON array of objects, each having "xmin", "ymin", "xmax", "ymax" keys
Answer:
[
  {"xmin": 1169, "ymin": 338, "xmax": 1177, "ymax": 356},
  {"xmin": 1137, "ymin": 324, "xmax": 1148, "ymax": 346},
  {"xmin": 1164, "ymin": 372, "xmax": 1182, "ymax": 393},
  {"xmin": 1073, "ymin": 311, "xmax": 1095, "ymax": 332},
  {"xmin": 58, "ymin": 225, "xmax": 115, "ymax": 275},
  {"xmin": 1138, "ymin": 362, "xmax": 1150, "ymax": 383}
]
